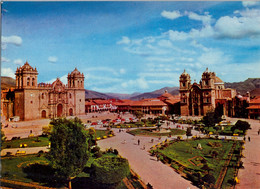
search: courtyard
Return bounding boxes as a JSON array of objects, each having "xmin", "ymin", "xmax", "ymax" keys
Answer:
[{"xmin": 1, "ymin": 112, "xmax": 260, "ymax": 189}]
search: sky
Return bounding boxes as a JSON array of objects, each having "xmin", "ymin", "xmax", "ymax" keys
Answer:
[{"xmin": 1, "ymin": 1, "xmax": 260, "ymax": 94}]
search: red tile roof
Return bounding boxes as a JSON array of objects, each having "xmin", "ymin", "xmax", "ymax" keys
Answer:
[
  {"xmin": 250, "ymin": 97, "xmax": 260, "ymax": 104},
  {"xmin": 247, "ymin": 105, "xmax": 260, "ymax": 110}
]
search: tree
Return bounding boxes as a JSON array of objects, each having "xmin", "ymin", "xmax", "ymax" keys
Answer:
[
  {"xmin": 90, "ymin": 156, "xmax": 130, "ymax": 189},
  {"xmin": 133, "ymin": 111, "xmax": 144, "ymax": 121},
  {"xmin": 234, "ymin": 120, "xmax": 251, "ymax": 134},
  {"xmin": 202, "ymin": 111, "xmax": 222, "ymax": 128},
  {"xmin": 1, "ymin": 129, "xmax": 6, "ymax": 146},
  {"xmin": 186, "ymin": 127, "xmax": 192, "ymax": 138},
  {"xmin": 47, "ymin": 117, "xmax": 89, "ymax": 189}
]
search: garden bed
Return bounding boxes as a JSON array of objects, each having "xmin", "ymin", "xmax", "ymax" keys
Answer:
[
  {"xmin": 150, "ymin": 138, "xmax": 243, "ymax": 188},
  {"xmin": 128, "ymin": 128, "xmax": 185, "ymax": 136}
]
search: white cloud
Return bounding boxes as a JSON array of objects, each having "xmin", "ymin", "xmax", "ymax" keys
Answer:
[
  {"xmin": 2, "ymin": 57, "xmax": 10, "ymax": 63},
  {"xmin": 161, "ymin": 10, "xmax": 182, "ymax": 20},
  {"xmin": 14, "ymin": 59, "xmax": 23, "ymax": 66},
  {"xmin": 242, "ymin": 1, "xmax": 260, "ymax": 7},
  {"xmin": 190, "ymin": 40, "xmax": 209, "ymax": 52},
  {"xmin": 117, "ymin": 36, "xmax": 131, "ymax": 45},
  {"xmin": 190, "ymin": 25, "xmax": 215, "ymax": 38},
  {"xmin": 167, "ymin": 30, "xmax": 189, "ymax": 41},
  {"xmin": 185, "ymin": 11, "xmax": 212, "ymax": 25},
  {"xmin": 2, "ymin": 35, "xmax": 22, "ymax": 46},
  {"xmin": 1, "ymin": 68, "xmax": 15, "ymax": 78},
  {"xmin": 48, "ymin": 56, "xmax": 58, "ymax": 63},
  {"xmin": 215, "ymin": 10, "xmax": 260, "ymax": 39},
  {"xmin": 157, "ymin": 40, "xmax": 173, "ymax": 48},
  {"xmin": 197, "ymin": 50, "xmax": 230, "ymax": 66}
]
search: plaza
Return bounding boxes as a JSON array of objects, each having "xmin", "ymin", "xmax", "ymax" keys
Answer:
[{"xmin": 1, "ymin": 112, "xmax": 260, "ymax": 189}]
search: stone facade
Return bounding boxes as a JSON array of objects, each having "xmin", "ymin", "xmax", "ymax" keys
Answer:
[
  {"xmin": 14, "ymin": 62, "xmax": 85, "ymax": 121},
  {"xmin": 179, "ymin": 68, "xmax": 236, "ymax": 116}
]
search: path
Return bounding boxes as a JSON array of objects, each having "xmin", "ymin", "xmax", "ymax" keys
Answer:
[
  {"xmin": 98, "ymin": 128, "xmax": 197, "ymax": 189},
  {"xmin": 234, "ymin": 118, "xmax": 260, "ymax": 189},
  {"xmin": 1, "ymin": 146, "xmax": 49, "ymax": 156}
]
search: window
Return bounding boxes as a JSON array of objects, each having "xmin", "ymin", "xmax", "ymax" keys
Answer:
[
  {"xmin": 69, "ymin": 93, "xmax": 72, "ymax": 98},
  {"xmin": 31, "ymin": 101, "xmax": 33, "ymax": 104},
  {"xmin": 79, "ymin": 99, "xmax": 81, "ymax": 102},
  {"xmin": 27, "ymin": 78, "xmax": 30, "ymax": 86},
  {"xmin": 32, "ymin": 78, "xmax": 35, "ymax": 86},
  {"xmin": 42, "ymin": 93, "xmax": 44, "ymax": 99},
  {"xmin": 183, "ymin": 82, "xmax": 186, "ymax": 87},
  {"xmin": 205, "ymin": 80, "xmax": 208, "ymax": 85}
]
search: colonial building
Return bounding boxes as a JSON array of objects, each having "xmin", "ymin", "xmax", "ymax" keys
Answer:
[
  {"xmin": 179, "ymin": 68, "xmax": 236, "ymax": 116},
  {"xmin": 14, "ymin": 62, "xmax": 85, "ymax": 120},
  {"xmin": 247, "ymin": 96, "xmax": 260, "ymax": 119}
]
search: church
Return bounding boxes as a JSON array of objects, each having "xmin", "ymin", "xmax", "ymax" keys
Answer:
[
  {"xmin": 179, "ymin": 68, "xmax": 237, "ymax": 116},
  {"xmin": 14, "ymin": 62, "xmax": 85, "ymax": 121}
]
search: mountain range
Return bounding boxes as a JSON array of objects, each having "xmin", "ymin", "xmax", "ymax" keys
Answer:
[{"xmin": 1, "ymin": 76, "xmax": 260, "ymax": 99}]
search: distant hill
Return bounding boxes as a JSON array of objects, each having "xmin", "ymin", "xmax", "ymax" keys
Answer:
[
  {"xmin": 129, "ymin": 87, "xmax": 179, "ymax": 101},
  {"xmin": 106, "ymin": 92, "xmax": 141, "ymax": 99},
  {"xmin": 249, "ymin": 88, "xmax": 260, "ymax": 98},
  {"xmin": 85, "ymin": 89, "xmax": 114, "ymax": 99},
  {"xmin": 225, "ymin": 78, "xmax": 260, "ymax": 95},
  {"xmin": 1, "ymin": 77, "xmax": 16, "ymax": 90}
]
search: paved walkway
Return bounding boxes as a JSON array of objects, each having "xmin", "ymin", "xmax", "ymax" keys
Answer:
[
  {"xmin": 1, "ymin": 146, "xmax": 49, "ymax": 156},
  {"xmin": 98, "ymin": 125, "xmax": 198, "ymax": 189},
  {"xmin": 234, "ymin": 118, "xmax": 260, "ymax": 189}
]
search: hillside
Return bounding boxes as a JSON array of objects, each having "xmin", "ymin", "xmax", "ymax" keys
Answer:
[
  {"xmin": 225, "ymin": 78, "xmax": 260, "ymax": 95},
  {"xmin": 106, "ymin": 92, "xmax": 141, "ymax": 99},
  {"xmin": 85, "ymin": 89, "xmax": 114, "ymax": 99},
  {"xmin": 129, "ymin": 87, "xmax": 179, "ymax": 100},
  {"xmin": 1, "ymin": 77, "xmax": 16, "ymax": 90}
]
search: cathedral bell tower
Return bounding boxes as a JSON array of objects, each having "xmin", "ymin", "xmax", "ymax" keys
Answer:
[
  {"xmin": 67, "ymin": 68, "xmax": 84, "ymax": 89},
  {"xmin": 15, "ymin": 61, "xmax": 38, "ymax": 89},
  {"xmin": 179, "ymin": 70, "xmax": 191, "ymax": 116}
]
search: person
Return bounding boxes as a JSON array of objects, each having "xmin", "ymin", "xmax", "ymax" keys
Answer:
[
  {"xmin": 151, "ymin": 138, "xmax": 154, "ymax": 143},
  {"xmin": 138, "ymin": 139, "xmax": 140, "ymax": 145}
]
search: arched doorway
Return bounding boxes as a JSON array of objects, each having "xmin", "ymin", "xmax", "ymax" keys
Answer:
[
  {"xmin": 194, "ymin": 104, "xmax": 199, "ymax": 116},
  {"xmin": 41, "ymin": 110, "xmax": 46, "ymax": 118},
  {"xmin": 69, "ymin": 108, "xmax": 73, "ymax": 116},
  {"xmin": 57, "ymin": 104, "xmax": 63, "ymax": 117}
]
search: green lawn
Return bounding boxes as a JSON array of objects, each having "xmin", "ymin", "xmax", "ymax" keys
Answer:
[
  {"xmin": 154, "ymin": 139, "xmax": 242, "ymax": 188},
  {"xmin": 199, "ymin": 125, "xmax": 244, "ymax": 136},
  {"xmin": 2, "ymin": 137, "xmax": 50, "ymax": 149},
  {"xmin": 128, "ymin": 128, "xmax": 185, "ymax": 136},
  {"xmin": 1, "ymin": 154, "xmax": 49, "ymax": 183}
]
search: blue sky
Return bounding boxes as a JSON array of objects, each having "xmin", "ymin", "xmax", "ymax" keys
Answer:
[{"xmin": 1, "ymin": 1, "xmax": 260, "ymax": 94}]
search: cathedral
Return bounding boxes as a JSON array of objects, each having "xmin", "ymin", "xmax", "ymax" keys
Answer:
[
  {"xmin": 179, "ymin": 68, "xmax": 236, "ymax": 116},
  {"xmin": 14, "ymin": 62, "xmax": 85, "ymax": 121}
]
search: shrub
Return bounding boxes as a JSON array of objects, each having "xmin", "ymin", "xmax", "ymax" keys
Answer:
[
  {"xmin": 5, "ymin": 152, "xmax": 12, "ymax": 156},
  {"xmin": 113, "ymin": 149, "xmax": 119, "ymax": 155},
  {"xmin": 91, "ymin": 146, "xmax": 100, "ymax": 153},
  {"xmin": 90, "ymin": 156, "xmax": 130, "ymax": 188}
]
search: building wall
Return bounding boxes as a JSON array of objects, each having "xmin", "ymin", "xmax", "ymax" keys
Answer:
[{"xmin": 14, "ymin": 62, "xmax": 85, "ymax": 121}]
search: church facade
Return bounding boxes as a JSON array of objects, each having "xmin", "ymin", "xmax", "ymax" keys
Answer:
[
  {"xmin": 179, "ymin": 68, "xmax": 236, "ymax": 116},
  {"xmin": 14, "ymin": 62, "xmax": 85, "ymax": 121}
]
